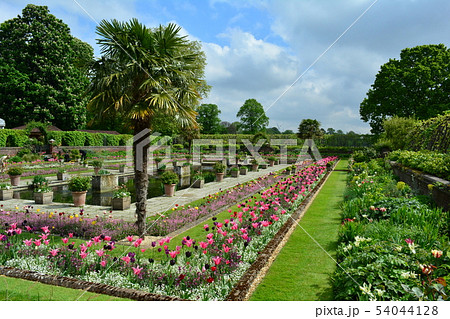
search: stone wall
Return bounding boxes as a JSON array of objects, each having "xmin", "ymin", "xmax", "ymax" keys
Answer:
[{"xmin": 390, "ymin": 161, "xmax": 449, "ymax": 211}]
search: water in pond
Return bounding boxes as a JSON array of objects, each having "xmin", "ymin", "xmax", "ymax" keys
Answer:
[{"xmin": 16, "ymin": 177, "xmax": 165, "ymax": 206}]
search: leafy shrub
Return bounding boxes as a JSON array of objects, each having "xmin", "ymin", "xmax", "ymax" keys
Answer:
[
  {"xmin": 68, "ymin": 175, "xmax": 91, "ymax": 192},
  {"xmin": 6, "ymin": 166, "xmax": 24, "ymax": 176},
  {"xmin": 160, "ymin": 171, "xmax": 179, "ymax": 185}
]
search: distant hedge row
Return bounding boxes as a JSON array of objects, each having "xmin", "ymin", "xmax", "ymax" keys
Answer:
[{"xmin": 0, "ymin": 129, "xmax": 133, "ymax": 147}]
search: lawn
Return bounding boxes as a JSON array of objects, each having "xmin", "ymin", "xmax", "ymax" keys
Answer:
[
  {"xmin": 249, "ymin": 160, "xmax": 348, "ymax": 300},
  {"xmin": 0, "ymin": 276, "xmax": 130, "ymax": 301}
]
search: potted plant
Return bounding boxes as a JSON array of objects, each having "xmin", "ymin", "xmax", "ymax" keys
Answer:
[
  {"xmin": 6, "ymin": 166, "xmax": 24, "ymax": 186},
  {"xmin": 161, "ymin": 171, "xmax": 178, "ymax": 197},
  {"xmin": 68, "ymin": 175, "xmax": 91, "ymax": 206},
  {"xmin": 268, "ymin": 155, "xmax": 277, "ymax": 167},
  {"xmin": 192, "ymin": 172, "xmax": 204, "ymax": 188},
  {"xmin": 214, "ymin": 162, "xmax": 226, "ymax": 182},
  {"xmin": 32, "ymin": 176, "xmax": 53, "ymax": 204},
  {"xmin": 90, "ymin": 160, "xmax": 103, "ymax": 175},
  {"xmin": 230, "ymin": 166, "xmax": 240, "ymax": 178},
  {"xmin": 119, "ymin": 164, "xmax": 126, "ymax": 173},
  {"xmin": 239, "ymin": 166, "xmax": 248, "ymax": 175},
  {"xmin": 0, "ymin": 183, "xmax": 13, "ymax": 201},
  {"xmin": 57, "ymin": 167, "xmax": 68, "ymax": 181},
  {"xmin": 251, "ymin": 159, "xmax": 259, "ymax": 172},
  {"xmin": 112, "ymin": 184, "xmax": 131, "ymax": 210}
]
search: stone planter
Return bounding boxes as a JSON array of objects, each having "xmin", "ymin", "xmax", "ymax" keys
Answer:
[
  {"xmin": 112, "ymin": 196, "xmax": 131, "ymax": 210},
  {"xmin": 193, "ymin": 179, "xmax": 204, "ymax": 188},
  {"xmin": 72, "ymin": 191, "xmax": 87, "ymax": 206},
  {"xmin": 216, "ymin": 173, "xmax": 225, "ymax": 182},
  {"xmin": 260, "ymin": 163, "xmax": 268, "ymax": 169},
  {"xmin": 9, "ymin": 175, "xmax": 21, "ymax": 186},
  {"xmin": 239, "ymin": 167, "xmax": 248, "ymax": 175},
  {"xmin": 93, "ymin": 167, "xmax": 101, "ymax": 175},
  {"xmin": 57, "ymin": 172, "xmax": 68, "ymax": 181},
  {"xmin": 92, "ymin": 175, "xmax": 118, "ymax": 193},
  {"xmin": 34, "ymin": 192, "xmax": 53, "ymax": 204},
  {"xmin": 0, "ymin": 189, "xmax": 13, "ymax": 201},
  {"xmin": 269, "ymin": 160, "xmax": 275, "ymax": 167},
  {"xmin": 164, "ymin": 184, "xmax": 176, "ymax": 197},
  {"xmin": 230, "ymin": 170, "xmax": 239, "ymax": 178},
  {"xmin": 251, "ymin": 164, "xmax": 259, "ymax": 172}
]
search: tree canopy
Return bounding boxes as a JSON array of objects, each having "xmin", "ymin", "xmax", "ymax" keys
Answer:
[
  {"xmin": 197, "ymin": 104, "xmax": 222, "ymax": 134},
  {"xmin": 297, "ymin": 119, "xmax": 323, "ymax": 139},
  {"xmin": 0, "ymin": 4, "xmax": 93, "ymax": 129},
  {"xmin": 360, "ymin": 44, "xmax": 450, "ymax": 134},
  {"xmin": 236, "ymin": 98, "xmax": 269, "ymax": 134}
]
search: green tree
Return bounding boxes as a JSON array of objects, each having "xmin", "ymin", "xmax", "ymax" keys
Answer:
[
  {"xmin": 197, "ymin": 104, "xmax": 222, "ymax": 134},
  {"xmin": 236, "ymin": 98, "xmax": 269, "ymax": 134},
  {"xmin": 360, "ymin": 44, "xmax": 450, "ymax": 134},
  {"xmin": 0, "ymin": 4, "xmax": 93, "ymax": 129},
  {"xmin": 375, "ymin": 116, "xmax": 417, "ymax": 151},
  {"xmin": 297, "ymin": 119, "xmax": 323, "ymax": 139},
  {"xmin": 87, "ymin": 19, "xmax": 207, "ymax": 235}
]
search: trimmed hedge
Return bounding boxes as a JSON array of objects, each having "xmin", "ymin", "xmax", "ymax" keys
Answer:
[{"xmin": 0, "ymin": 130, "xmax": 133, "ymax": 148}]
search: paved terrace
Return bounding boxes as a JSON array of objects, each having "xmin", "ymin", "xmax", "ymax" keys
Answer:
[{"xmin": 0, "ymin": 163, "xmax": 291, "ymax": 222}]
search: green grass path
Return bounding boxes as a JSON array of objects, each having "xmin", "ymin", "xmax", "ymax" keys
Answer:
[
  {"xmin": 249, "ymin": 160, "xmax": 348, "ymax": 301},
  {"xmin": 0, "ymin": 276, "xmax": 131, "ymax": 301}
]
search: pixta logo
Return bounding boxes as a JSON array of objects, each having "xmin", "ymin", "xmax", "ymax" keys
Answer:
[{"xmin": 127, "ymin": 129, "xmax": 322, "ymax": 170}]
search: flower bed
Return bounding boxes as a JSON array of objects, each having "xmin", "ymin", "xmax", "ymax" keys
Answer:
[
  {"xmin": 0, "ymin": 157, "xmax": 336, "ymax": 300},
  {"xmin": 147, "ymin": 172, "xmax": 288, "ymax": 236},
  {"xmin": 332, "ymin": 158, "xmax": 449, "ymax": 301}
]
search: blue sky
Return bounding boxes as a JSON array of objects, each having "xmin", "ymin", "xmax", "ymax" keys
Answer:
[{"xmin": 2, "ymin": 0, "xmax": 450, "ymax": 134}]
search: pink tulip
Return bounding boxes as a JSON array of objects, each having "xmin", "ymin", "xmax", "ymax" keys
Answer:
[
  {"xmin": 212, "ymin": 256, "xmax": 221, "ymax": 265},
  {"xmin": 133, "ymin": 238, "xmax": 143, "ymax": 248},
  {"xmin": 96, "ymin": 249, "xmax": 105, "ymax": 257},
  {"xmin": 126, "ymin": 235, "xmax": 134, "ymax": 242},
  {"xmin": 49, "ymin": 249, "xmax": 59, "ymax": 257},
  {"xmin": 169, "ymin": 251, "xmax": 178, "ymax": 258},
  {"xmin": 23, "ymin": 239, "xmax": 33, "ymax": 246},
  {"xmin": 121, "ymin": 256, "xmax": 131, "ymax": 264},
  {"xmin": 199, "ymin": 242, "xmax": 208, "ymax": 249},
  {"xmin": 34, "ymin": 239, "xmax": 41, "ymax": 246},
  {"xmin": 80, "ymin": 252, "xmax": 88, "ymax": 259},
  {"xmin": 132, "ymin": 266, "xmax": 143, "ymax": 276},
  {"xmin": 100, "ymin": 260, "xmax": 107, "ymax": 267},
  {"xmin": 41, "ymin": 226, "xmax": 50, "ymax": 234},
  {"xmin": 62, "ymin": 238, "xmax": 68, "ymax": 244}
]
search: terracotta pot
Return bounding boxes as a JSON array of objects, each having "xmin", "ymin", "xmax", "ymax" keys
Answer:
[
  {"xmin": 269, "ymin": 160, "xmax": 275, "ymax": 167},
  {"xmin": 216, "ymin": 172, "xmax": 225, "ymax": 182},
  {"xmin": 112, "ymin": 196, "xmax": 131, "ymax": 210},
  {"xmin": 9, "ymin": 175, "xmax": 21, "ymax": 186},
  {"xmin": 72, "ymin": 191, "xmax": 87, "ymax": 206},
  {"xmin": 164, "ymin": 184, "xmax": 176, "ymax": 197},
  {"xmin": 251, "ymin": 165, "xmax": 259, "ymax": 172},
  {"xmin": 93, "ymin": 167, "xmax": 101, "ymax": 175}
]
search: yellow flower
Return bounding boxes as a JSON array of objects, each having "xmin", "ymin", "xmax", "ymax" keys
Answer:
[
  {"xmin": 37, "ymin": 209, "xmax": 40, "ymax": 212},
  {"xmin": 69, "ymin": 215, "xmax": 74, "ymax": 219},
  {"xmin": 195, "ymin": 207, "xmax": 198, "ymax": 210},
  {"xmin": 79, "ymin": 218, "xmax": 83, "ymax": 222},
  {"xmin": 91, "ymin": 221, "xmax": 97, "ymax": 225},
  {"xmin": 75, "ymin": 214, "xmax": 79, "ymax": 218}
]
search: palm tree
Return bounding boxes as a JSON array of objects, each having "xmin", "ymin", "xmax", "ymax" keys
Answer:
[{"xmin": 87, "ymin": 19, "xmax": 207, "ymax": 236}]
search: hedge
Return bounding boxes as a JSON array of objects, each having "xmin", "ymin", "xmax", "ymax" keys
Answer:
[{"xmin": 0, "ymin": 130, "xmax": 133, "ymax": 148}]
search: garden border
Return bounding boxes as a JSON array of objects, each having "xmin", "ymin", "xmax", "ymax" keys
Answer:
[{"xmin": 226, "ymin": 161, "xmax": 338, "ymax": 300}]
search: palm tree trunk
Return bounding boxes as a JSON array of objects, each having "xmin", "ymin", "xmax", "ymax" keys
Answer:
[{"xmin": 133, "ymin": 123, "xmax": 150, "ymax": 237}]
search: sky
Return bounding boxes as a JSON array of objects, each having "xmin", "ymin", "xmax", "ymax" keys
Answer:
[{"xmin": 1, "ymin": 0, "xmax": 450, "ymax": 134}]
